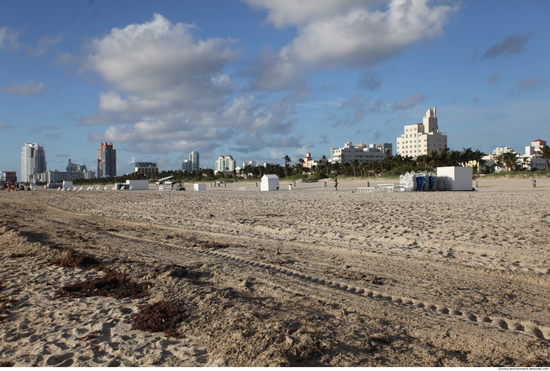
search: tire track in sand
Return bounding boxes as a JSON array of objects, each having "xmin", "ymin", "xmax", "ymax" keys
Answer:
[{"xmin": 110, "ymin": 231, "xmax": 550, "ymax": 342}]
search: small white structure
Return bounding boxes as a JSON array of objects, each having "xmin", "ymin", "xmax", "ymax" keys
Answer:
[
  {"xmin": 261, "ymin": 174, "xmax": 279, "ymax": 191},
  {"xmin": 159, "ymin": 185, "xmax": 173, "ymax": 191},
  {"xmin": 436, "ymin": 166, "xmax": 473, "ymax": 191},
  {"xmin": 193, "ymin": 183, "xmax": 206, "ymax": 191},
  {"xmin": 62, "ymin": 180, "xmax": 73, "ymax": 189},
  {"xmin": 126, "ymin": 180, "xmax": 149, "ymax": 190}
]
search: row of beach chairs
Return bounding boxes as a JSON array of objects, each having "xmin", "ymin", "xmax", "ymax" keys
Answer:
[{"xmin": 57, "ymin": 185, "xmax": 133, "ymax": 191}]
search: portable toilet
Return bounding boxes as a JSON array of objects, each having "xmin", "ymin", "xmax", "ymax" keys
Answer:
[
  {"xmin": 261, "ymin": 174, "xmax": 279, "ymax": 191},
  {"xmin": 436, "ymin": 166, "xmax": 473, "ymax": 191},
  {"xmin": 193, "ymin": 183, "xmax": 206, "ymax": 191}
]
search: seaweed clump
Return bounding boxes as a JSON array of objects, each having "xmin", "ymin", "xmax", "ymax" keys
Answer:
[
  {"xmin": 54, "ymin": 270, "xmax": 149, "ymax": 299},
  {"xmin": 132, "ymin": 300, "xmax": 187, "ymax": 338},
  {"xmin": 51, "ymin": 252, "xmax": 100, "ymax": 269}
]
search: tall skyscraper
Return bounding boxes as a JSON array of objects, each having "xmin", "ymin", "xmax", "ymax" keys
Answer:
[
  {"xmin": 21, "ymin": 143, "xmax": 47, "ymax": 183},
  {"xmin": 98, "ymin": 143, "xmax": 116, "ymax": 178},
  {"xmin": 189, "ymin": 151, "xmax": 199, "ymax": 171}
]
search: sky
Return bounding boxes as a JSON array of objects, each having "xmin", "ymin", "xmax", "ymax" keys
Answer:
[{"xmin": 1, "ymin": 0, "xmax": 549, "ymax": 177}]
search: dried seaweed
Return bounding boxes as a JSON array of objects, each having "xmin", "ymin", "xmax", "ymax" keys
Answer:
[
  {"xmin": 50, "ymin": 252, "xmax": 100, "ymax": 269},
  {"xmin": 0, "ymin": 361, "xmax": 13, "ymax": 367},
  {"xmin": 287, "ymin": 339, "xmax": 325, "ymax": 360},
  {"xmin": 132, "ymin": 300, "xmax": 187, "ymax": 338},
  {"xmin": 8, "ymin": 253, "xmax": 36, "ymax": 259},
  {"xmin": 53, "ymin": 269, "xmax": 149, "ymax": 299}
]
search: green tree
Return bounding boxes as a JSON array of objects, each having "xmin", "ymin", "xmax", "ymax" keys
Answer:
[{"xmin": 537, "ymin": 145, "xmax": 550, "ymax": 171}]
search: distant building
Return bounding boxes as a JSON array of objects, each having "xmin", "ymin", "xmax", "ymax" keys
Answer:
[
  {"xmin": 524, "ymin": 139, "xmax": 548, "ymax": 170},
  {"xmin": 182, "ymin": 151, "xmax": 200, "ymax": 172},
  {"xmin": 215, "ymin": 155, "xmax": 236, "ymax": 172},
  {"xmin": 66, "ymin": 159, "xmax": 87, "ymax": 172},
  {"xmin": 0, "ymin": 171, "xmax": 17, "ymax": 183},
  {"xmin": 21, "ymin": 143, "xmax": 47, "ymax": 183},
  {"xmin": 98, "ymin": 143, "xmax": 116, "ymax": 178},
  {"xmin": 38, "ymin": 169, "xmax": 95, "ymax": 184},
  {"xmin": 492, "ymin": 147, "xmax": 515, "ymax": 156},
  {"xmin": 189, "ymin": 151, "xmax": 199, "ymax": 172},
  {"xmin": 303, "ymin": 153, "xmax": 313, "ymax": 168},
  {"xmin": 330, "ymin": 141, "xmax": 390, "ymax": 164},
  {"xmin": 396, "ymin": 107, "xmax": 447, "ymax": 157},
  {"xmin": 134, "ymin": 162, "xmax": 158, "ymax": 175}
]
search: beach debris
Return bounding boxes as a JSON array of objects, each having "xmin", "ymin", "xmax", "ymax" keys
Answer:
[
  {"xmin": 287, "ymin": 338, "xmax": 326, "ymax": 361},
  {"xmin": 50, "ymin": 252, "xmax": 100, "ymax": 269},
  {"xmin": 54, "ymin": 269, "xmax": 150, "ymax": 299},
  {"xmin": 132, "ymin": 300, "xmax": 187, "ymax": 338}
]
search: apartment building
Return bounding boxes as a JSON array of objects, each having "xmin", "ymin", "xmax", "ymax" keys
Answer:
[{"xmin": 396, "ymin": 107, "xmax": 447, "ymax": 157}]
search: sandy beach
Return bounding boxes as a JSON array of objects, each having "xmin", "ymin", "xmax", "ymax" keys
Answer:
[{"xmin": 1, "ymin": 176, "xmax": 550, "ymax": 366}]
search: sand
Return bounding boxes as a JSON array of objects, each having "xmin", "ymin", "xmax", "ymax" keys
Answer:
[{"xmin": 1, "ymin": 176, "xmax": 550, "ymax": 366}]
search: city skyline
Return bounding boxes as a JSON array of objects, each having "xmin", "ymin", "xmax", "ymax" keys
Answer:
[{"xmin": 1, "ymin": 1, "xmax": 549, "ymax": 177}]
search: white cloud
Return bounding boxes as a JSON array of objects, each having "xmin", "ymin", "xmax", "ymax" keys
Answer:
[
  {"xmin": 128, "ymin": 156, "xmax": 136, "ymax": 165},
  {"xmin": 88, "ymin": 14, "xmax": 238, "ymax": 96},
  {"xmin": 0, "ymin": 80, "xmax": 47, "ymax": 95},
  {"xmin": 27, "ymin": 35, "xmax": 62, "ymax": 58},
  {"xmin": 245, "ymin": 0, "xmax": 386, "ymax": 28},
  {"xmin": 270, "ymin": 149, "xmax": 283, "ymax": 159},
  {"xmin": 391, "ymin": 92, "xmax": 428, "ymax": 110},
  {"xmin": 0, "ymin": 27, "xmax": 20, "ymax": 51},
  {"xmin": 82, "ymin": 14, "xmax": 306, "ymax": 155},
  {"xmin": 247, "ymin": 0, "xmax": 457, "ymax": 91}
]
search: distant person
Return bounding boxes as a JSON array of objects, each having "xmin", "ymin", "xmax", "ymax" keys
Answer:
[{"xmin": 334, "ymin": 178, "xmax": 338, "ymax": 191}]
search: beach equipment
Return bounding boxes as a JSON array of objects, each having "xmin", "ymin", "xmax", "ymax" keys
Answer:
[{"xmin": 261, "ymin": 174, "xmax": 279, "ymax": 191}]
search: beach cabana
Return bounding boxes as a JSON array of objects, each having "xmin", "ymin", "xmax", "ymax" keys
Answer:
[
  {"xmin": 261, "ymin": 174, "xmax": 279, "ymax": 191},
  {"xmin": 193, "ymin": 184, "xmax": 206, "ymax": 191},
  {"xmin": 436, "ymin": 166, "xmax": 473, "ymax": 191}
]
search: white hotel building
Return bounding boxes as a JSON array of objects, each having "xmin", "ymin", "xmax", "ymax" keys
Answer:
[{"xmin": 396, "ymin": 107, "xmax": 447, "ymax": 157}]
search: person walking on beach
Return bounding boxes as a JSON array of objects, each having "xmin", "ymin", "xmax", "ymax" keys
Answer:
[{"xmin": 334, "ymin": 178, "xmax": 338, "ymax": 191}]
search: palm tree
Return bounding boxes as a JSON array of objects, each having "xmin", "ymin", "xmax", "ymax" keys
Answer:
[
  {"xmin": 471, "ymin": 149, "xmax": 486, "ymax": 172},
  {"xmin": 282, "ymin": 155, "xmax": 291, "ymax": 177},
  {"xmin": 537, "ymin": 145, "xmax": 550, "ymax": 171},
  {"xmin": 459, "ymin": 147, "xmax": 474, "ymax": 167},
  {"xmin": 499, "ymin": 152, "xmax": 519, "ymax": 171},
  {"xmin": 350, "ymin": 159, "xmax": 360, "ymax": 177}
]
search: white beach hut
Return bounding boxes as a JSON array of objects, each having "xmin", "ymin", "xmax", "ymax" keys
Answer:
[
  {"xmin": 436, "ymin": 166, "xmax": 473, "ymax": 191},
  {"xmin": 125, "ymin": 180, "xmax": 149, "ymax": 190},
  {"xmin": 261, "ymin": 174, "xmax": 279, "ymax": 191},
  {"xmin": 193, "ymin": 183, "xmax": 206, "ymax": 191}
]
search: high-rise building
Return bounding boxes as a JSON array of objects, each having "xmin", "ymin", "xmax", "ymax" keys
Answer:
[
  {"xmin": 21, "ymin": 143, "xmax": 47, "ymax": 183},
  {"xmin": 183, "ymin": 151, "xmax": 200, "ymax": 173},
  {"xmin": 189, "ymin": 151, "xmax": 199, "ymax": 171},
  {"xmin": 215, "ymin": 155, "xmax": 236, "ymax": 172},
  {"xmin": 97, "ymin": 143, "xmax": 116, "ymax": 178},
  {"xmin": 396, "ymin": 107, "xmax": 447, "ymax": 157},
  {"xmin": 66, "ymin": 159, "xmax": 87, "ymax": 172}
]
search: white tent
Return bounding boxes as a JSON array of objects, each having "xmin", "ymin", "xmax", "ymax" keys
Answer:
[{"xmin": 261, "ymin": 174, "xmax": 279, "ymax": 191}]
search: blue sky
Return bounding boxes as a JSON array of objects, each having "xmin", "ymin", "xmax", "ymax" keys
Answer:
[{"xmin": 1, "ymin": 0, "xmax": 549, "ymax": 177}]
